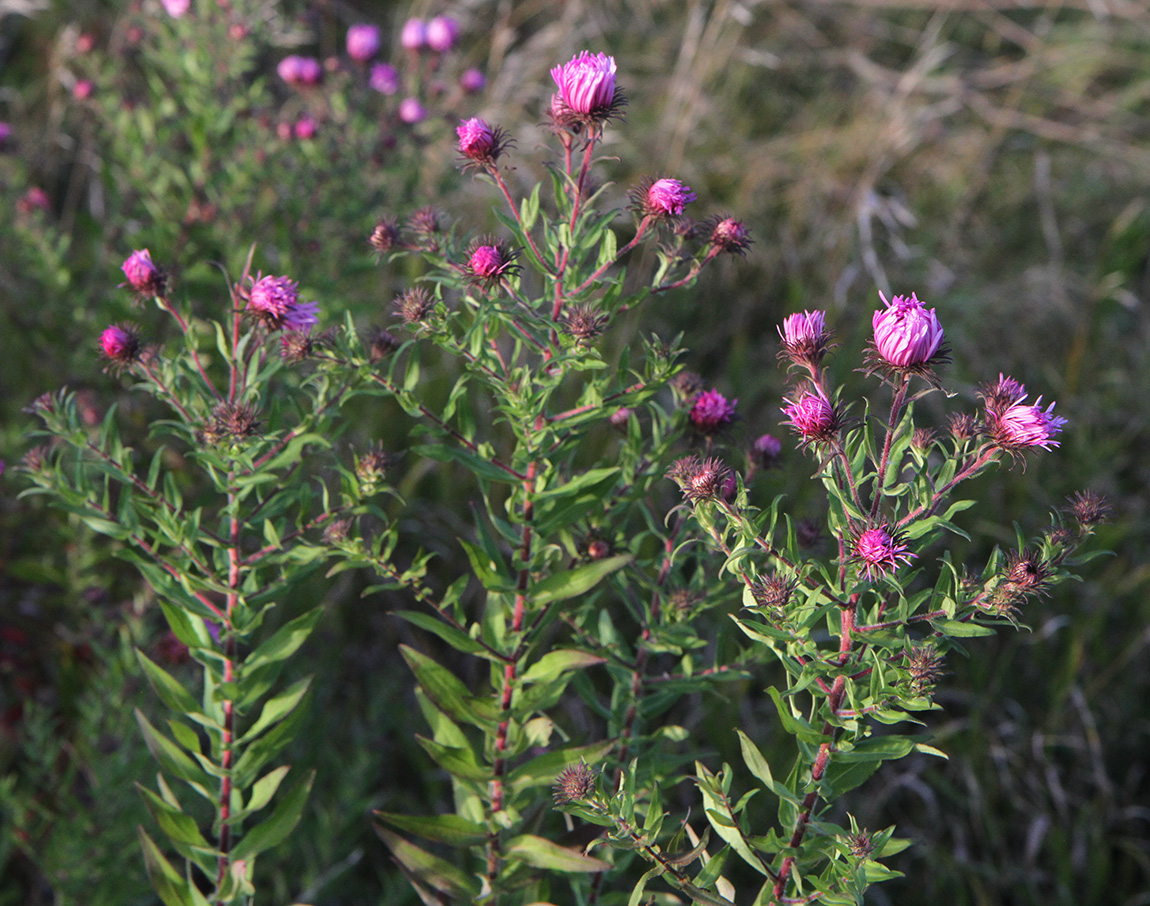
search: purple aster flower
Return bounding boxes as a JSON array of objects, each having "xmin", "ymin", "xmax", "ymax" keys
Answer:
[
  {"xmin": 782, "ymin": 386, "xmax": 838, "ymax": 444},
  {"xmin": 853, "ymin": 525, "xmax": 914, "ymax": 580},
  {"xmin": 400, "ymin": 18, "xmax": 427, "ymax": 51},
  {"xmin": 988, "ymin": 388, "xmax": 1067, "ymax": 452},
  {"xmin": 460, "ymin": 68, "xmax": 486, "ymax": 93},
  {"xmin": 369, "ymin": 63, "xmax": 399, "ymax": 95},
  {"xmin": 752, "ymin": 433, "xmax": 783, "ymax": 468},
  {"xmin": 871, "ymin": 291, "xmax": 945, "ymax": 369},
  {"xmin": 550, "ymin": 51, "xmax": 622, "ymax": 128},
  {"xmin": 456, "ymin": 117, "xmax": 509, "ymax": 168},
  {"xmin": 246, "ymin": 274, "xmax": 319, "ymax": 331},
  {"xmin": 278, "ymin": 55, "xmax": 321, "ymax": 86},
  {"xmin": 399, "ymin": 98, "xmax": 426, "ymax": 124},
  {"xmin": 465, "ymin": 241, "xmax": 519, "ymax": 290},
  {"xmin": 777, "ymin": 309, "xmax": 832, "ymax": 368},
  {"xmin": 121, "ymin": 249, "xmax": 165, "ymax": 295},
  {"xmin": 690, "ymin": 389, "xmax": 737, "ymax": 435},
  {"xmin": 426, "ymin": 16, "xmax": 459, "ymax": 53},
  {"xmin": 293, "ymin": 116, "xmax": 317, "ymax": 139},
  {"xmin": 346, "ymin": 24, "xmax": 380, "ymax": 62},
  {"xmin": 642, "ymin": 178, "xmax": 696, "ymax": 218},
  {"xmin": 99, "ymin": 324, "xmax": 141, "ymax": 366}
]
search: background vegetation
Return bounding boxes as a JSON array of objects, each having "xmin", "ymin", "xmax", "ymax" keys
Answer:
[{"xmin": 1, "ymin": 0, "xmax": 1147, "ymax": 904}]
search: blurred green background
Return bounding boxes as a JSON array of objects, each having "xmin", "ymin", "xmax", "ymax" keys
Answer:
[{"xmin": 1, "ymin": 0, "xmax": 1148, "ymax": 903}]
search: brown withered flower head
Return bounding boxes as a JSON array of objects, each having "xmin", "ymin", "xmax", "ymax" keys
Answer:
[
  {"xmin": 667, "ymin": 455, "xmax": 729, "ymax": 502},
  {"xmin": 201, "ymin": 402, "xmax": 260, "ymax": 445},
  {"xmin": 705, "ymin": 215, "xmax": 752, "ymax": 257},
  {"xmin": 552, "ymin": 761, "xmax": 597, "ymax": 806},
  {"xmin": 394, "ymin": 288, "xmax": 436, "ymax": 325},
  {"xmin": 561, "ymin": 304, "xmax": 609, "ymax": 345},
  {"xmin": 323, "ymin": 517, "xmax": 354, "ymax": 544},
  {"xmin": 1066, "ymin": 490, "xmax": 1111, "ymax": 531},
  {"xmin": 369, "ymin": 217, "xmax": 403, "ymax": 254},
  {"xmin": 407, "ymin": 207, "xmax": 443, "ymax": 251},
  {"xmin": 369, "ymin": 328, "xmax": 401, "ymax": 362},
  {"xmin": 670, "ymin": 370, "xmax": 705, "ymax": 403},
  {"xmin": 907, "ymin": 647, "xmax": 946, "ymax": 696},
  {"xmin": 1003, "ymin": 549, "xmax": 1053, "ymax": 601}
]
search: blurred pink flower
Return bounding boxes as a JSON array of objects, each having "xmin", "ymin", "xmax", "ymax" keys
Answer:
[
  {"xmin": 278, "ymin": 55, "xmax": 321, "ymax": 86},
  {"xmin": 346, "ymin": 24, "xmax": 380, "ymax": 62},
  {"xmin": 99, "ymin": 324, "xmax": 142, "ymax": 365},
  {"xmin": 426, "ymin": 16, "xmax": 459, "ymax": 53},
  {"xmin": 369, "ymin": 63, "xmax": 399, "ymax": 95},
  {"xmin": 293, "ymin": 116, "xmax": 317, "ymax": 139},
  {"xmin": 161, "ymin": 0, "xmax": 190, "ymax": 17},
  {"xmin": 690, "ymin": 389, "xmax": 737, "ymax": 435},
  {"xmin": 460, "ymin": 68, "xmax": 486, "ymax": 93},
  {"xmin": 400, "ymin": 18, "xmax": 427, "ymax": 51},
  {"xmin": 872, "ymin": 291, "xmax": 944, "ymax": 368},
  {"xmin": 73, "ymin": 79, "xmax": 93, "ymax": 100},
  {"xmin": 121, "ymin": 249, "xmax": 165, "ymax": 295},
  {"xmin": 398, "ymin": 97, "xmax": 426, "ymax": 124}
]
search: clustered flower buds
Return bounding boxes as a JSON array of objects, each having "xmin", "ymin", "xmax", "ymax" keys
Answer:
[
  {"xmin": 549, "ymin": 50, "xmax": 623, "ymax": 131},
  {"xmin": 277, "ymin": 55, "xmax": 322, "ymax": 86},
  {"xmin": 852, "ymin": 525, "xmax": 914, "ymax": 580},
  {"xmin": 121, "ymin": 249, "xmax": 166, "ymax": 296}
]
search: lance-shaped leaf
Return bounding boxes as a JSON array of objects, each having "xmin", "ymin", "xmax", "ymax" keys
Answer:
[
  {"xmin": 136, "ymin": 784, "xmax": 218, "ymax": 877},
  {"xmin": 376, "ymin": 827, "xmax": 481, "ymax": 899},
  {"xmin": 136, "ymin": 649, "xmax": 200, "ymax": 715},
  {"xmin": 229, "ymin": 769, "xmax": 315, "ymax": 862},
  {"xmin": 415, "ymin": 735, "xmax": 491, "ymax": 782},
  {"xmin": 519, "ymin": 649, "xmax": 607, "ymax": 685},
  {"xmin": 530, "ymin": 554, "xmax": 632, "ymax": 605},
  {"xmin": 135, "ymin": 709, "xmax": 212, "ymax": 798},
  {"xmin": 375, "ymin": 811, "xmax": 489, "ymax": 847},
  {"xmin": 505, "ymin": 834, "xmax": 610, "ymax": 873},
  {"xmin": 401, "ymin": 645, "xmax": 499, "ymax": 729},
  {"xmin": 138, "ymin": 828, "xmax": 199, "ymax": 906}
]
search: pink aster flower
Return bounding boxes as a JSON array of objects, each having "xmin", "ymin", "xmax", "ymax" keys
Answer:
[
  {"xmin": 400, "ymin": 18, "xmax": 427, "ymax": 51},
  {"xmin": 346, "ymin": 24, "xmax": 380, "ymax": 62},
  {"xmin": 690, "ymin": 389, "xmax": 737, "ymax": 436},
  {"xmin": 853, "ymin": 525, "xmax": 915, "ymax": 580},
  {"xmin": 399, "ymin": 97, "xmax": 426, "ymax": 124},
  {"xmin": 278, "ymin": 55, "xmax": 321, "ymax": 86},
  {"xmin": 782, "ymin": 386, "xmax": 838, "ymax": 444},
  {"xmin": 160, "ymin": 0, "xmax": 190, "ymax": 17},
  {"xmin": 871, "ymin": 291, "xmax": 945, "ymax": 369},
  {"xmin": 708, "ymin": 216, "xmax": 751, "ymax": 256},
  {"xmin": 99, "ymin": 324, "xmax": 141, "ymax": 366},
  {"xmin": 550, "ymin": 51, "xmax": 620, "ymax": 124},
  {"xmin": 777, "ymin": 310, "xmax": 832, "ymax": 368},
  {"xmin": 293, "ymin": 116, "xmax": 317, "ymax": 139},
  {"xmin": 369, "ymin": 63, "xmax": 399, "ymax": 95},
  {"xmin": 456, "ymin": 117, "xmax": 508, "ymax": 167},
  {"xmin": 643, "ymin": 178, "xmax": 696, "ymax": 218},
  {"xmin": 121, "ymin": 249, "xmax": 165, "ymax": 296},
  {"xmin": 73, "ymin": 79, "xmax": 93, "ymax": 100},
  {"xmin": 992, "ymin": 392, "xmax": 1067, "ymax": 452},
  {"xmin": 246, "ymin": 274, "xmax": 319, "ymax": 331},
  {"xmin": 465, "ymin": 242, "xmax": 519, "ymax": 290},
  {"xmin": 426, "ymin": 16, "xmax": 459, "ymax": 53}
]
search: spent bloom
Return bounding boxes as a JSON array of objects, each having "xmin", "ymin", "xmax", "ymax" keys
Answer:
[
  {"xmin": 552, "ymin": 762, "xmax": 597, "ymax": 806},
  {"xmin": 690, "ymin": 389, "xmax": 737, "ymax": 435},
  {"xmin": 550, "ymin": 51, "xmax": 621, "ymax": 127},
  {"xmin": 667, "ymin": 456, "xmax": 729, "ymax": 502},
  {"xmin": 638, "ymin": 178, "xmax": 696, "ymax": 219},
  {"xmin": 346, "ymin": 24, "xmax": 380, "ymax": 62},
  {"xmin": 246, "ymin": 274, "xmax": 319, "ymax": 331},
  {"xmin": 99, "ymin": 324, "xmax": 141, "ymax": 367},
  {"xmin": 853, "ymin": 525, "xmax": 915, "ymax": 580},
  {"xmin": 400, "ymin": 18, "xmax": 427, "ymax": 51},
  {"xmin": 426, "ymin": 16, "xmax": 459, "ymax": 53},
  {"xmin": 871, "ymin": 291, "xmax": 945, "ymax": 370},
  {"xmin": 778, "ymin": 309, "xmax": 832, "ymax": 368},
  {"xmin": 456, "ymin": 117, "xmax": 508, "ymax": 168},
  {"xmin": 782, "ymin": 385, "xmax": 838, "ymax": 444},
  {"xmin": 121, "ymin": 249, "xmax": 165, "ymax": 296},
  {"xmin": 369, "ymin": 63, "xmax": 399, "ymax": 94}
]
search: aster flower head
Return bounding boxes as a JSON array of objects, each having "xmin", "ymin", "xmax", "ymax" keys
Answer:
[
  {"xmin": 549, "ymin": 51, "xmax": 624, "ymax": 131},
  {"xmin": 782, "ymin": 385, "xmax": 839, "ymax": 445},
  {"xmin": 1065, "ymin": 490, "xmax": 1110, "ymax": 530},
  {"xmin": 394, "ymin": 288, "xmax": 436, "ymax": 325},
  {"xmin": 707, "ymin": 216, "xmax": 752, "ymax": 256},
  {"xmin": 278, "ymin": 55, "xmax": 322, "ymax": 86},
  {"xmin": 869, "ymin": 291, "xmax": 946, "ymax": 375},
  {"xmin": 280, "ymin": 330, "xmax": 317, "ymax": 363},
  {"xmin": 346, "ymin": 24, "xmax": 381, "ymax": 62},
  {"xmin": 689, "ymin": 388, "xmax": 737, "ymax": 436},
  {"xmin": 201, "ymin": 402, "xmax": 260, "ymax": 445},
  {"xmin": 160, "ymin": 0, "xmax": 189, "ymax": 18},
  {"xmin": 369, "ymin": 63, "xmax": 399, "ymax": 95},
  {"xmin": 408, "ymin": 207, "xmax": 443, "ymax": 251},
  {"xmin": 369, "ymin": 328, "xmax": 401, "ymax": 362},
  {"xmin": 982, "ymin": 376, "xmax": 1066, "ymax": 454},
  {"xmin": 777, "ymin": 309, "xmax": 832, "ymax": 369},
  {"xmin": 245, "ymin": 274, "xmax": 319, "ymax": 331},
  {"xmin": 426, "ymin": 16, "xmax": 459, "ymax": 53},
  {"xmin": 121, "ymin": 249, "xmax": 166, "ymax": 296},
  {"xmin": 907, "ymin": 647, "xmax": 946, "ymax": 696},
  {"xmin": 465, "ymin": 240, "xmax": 519, "ymax": 292},
  {"xmin": 456, "ymin": 117, "xmax": 510, "ymax": 169},
  {"xmin": 552, "ymin": 761, "xmax": 597, "ymax": 806},
  {"xmin": 369, "ymin": 217, "xmax": 402, "ymax": 253},
  {"xmin": 561, "ymin": 304, "xmax": 609, "ymax": 345},
  {"xmin": 671, "ymin": 370, "xmax": 704, "ymax": 402},
  {"xmin": 852, "ymin": 525, "xmax": 915, "ymax": 580},
  {"xmin": 633, "ymin": 177, "xmax": 696, "ymax": 219},
  {"xmin": 99, "ymin": 323, "xmax": 142, "ymax": 369},
  {"xmin": 399, "ymin": 97, "xmax": 427, "ymax": 124},
  {"xmin": 751, "ymin": 433, "xmax": 783, "ymax": 469},
  {"xmin": 667, "ymin": 455, "xmax": 729, "ymax": 502},
  {"xmin": 750, "ymin": 574, "xmax": 796, "ymax": 614}
]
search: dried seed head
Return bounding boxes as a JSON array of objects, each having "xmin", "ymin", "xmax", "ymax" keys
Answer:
[
  {"xmin": 948, "ymin": 412, "xmax": 978, "ymax": 443},
  {"xmin": 407, "ymin": 207, "xmax": 443, "ymax": 251},
  {"xmin": 395, "ymin": 288, "xmax": 435, "ymax": 325},
  {"xmin": 1003, "ymin": 549, "xmax": 1052, "ymax": 600},
  {"xmin": 279, "ymin": 330, "xmax": 316, "ymax": 363},
  {"xmin": 667, "ymin": 455, "xmax": 729, "ymax": 502},
  {"xmin": 552, "ymin": 761, "xmax": 597, "ymax": 806},
  {"xmin": 907, "ymin": 647, "xmax": 945, "ymax": 695},
  {"xmin": 369, "ymin": 328, "xmax": 401, "ymax": 362},
  {"xmin": 561, "ymin": 304, "xmax": 609, "ymax": 344},
  {"xmin": 369, "ymin": 217, "xmax": 402, "ymax": 252},
  {"xmin": 1066, "ymin": 490, "xmax": 1110, "ymax": 530},
  {"xmin": 323, "ymin": 517, "xmax": 354, "ymax": 544},
  {"xmin": 202, "ymin": 402, "xmax": 260, "ymax": 445},
  {"xmin": 671, "ymin": 370, "xmax": 705, "ymax": 402},
  {"xmin": 750, "ymin": 574, "xmax": 795, "ymax": 610}
]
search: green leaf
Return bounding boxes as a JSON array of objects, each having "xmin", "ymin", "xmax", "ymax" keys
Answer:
[
  {"xmin": 531, "ymin": 554, "xmax": 632, "ymax": 605},
  {"xmin": 506, "ymin": 834, "xmax": 610, "ymax": 873},
  {"xmin": 401, "ymin": 645, "xmax": 499, "ymax": 728},
  {"xmin": 240, "ymin": 765, "xmax": 291, "ymax": 818},
  {"xmin": 244, "ymin": 608, "xmax": 323, "ymax": 671},
  {"xmin": 375, "ymin": 811, "xmax": 488, "ymax": 847},
  {"xmin": 457, "ymin": 539, "xmax": 516, "ymax": 594},
  {"xmin": 136, "ymin": 785, "xmax": 217, "ymax": 877},
  {"xmin": 135, "ymin": 710, "xmax": 210, "ymax": 796},
  {"xmin": 508, "ymin": 740, "xmax": 614, "ymax": 790},
  {"xmin": 934, "ymin": 619, "xmax": 997, "ymax": 638},
  {"xmin": 239, "ymin": 676, "xmax": 312, "ymax": 744},
  {"xmin": 136, "ymin": 649, "xmax": 200, "ymax": 715},
  {"xmin": 230, "ymin": 769, "xmax": 315, "ymax": 861},
  {"xmin": 393, "ymin": 610, "xmax": 499, "ymax": 660},
  {"xmin": 415, "ymin": 736, "xmax": 491, "ymax": 782},
  {"xmin": 376, "ymin": 827, "xmax": 480, "ymax": 899},
  {"xmin": 138, "ymin": 828, "xmax": 197, "ymax": 906},
  {"xmin": 520, "ymin": 649, "xmax": 607, "ymax": 684}
]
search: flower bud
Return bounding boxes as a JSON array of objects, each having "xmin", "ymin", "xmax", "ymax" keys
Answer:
[
  {"xmin": 460, "ymin": 68, "xmax": 486, "ymax": 93},
  {"xmin": 400, "ymin": 18, "xmax": 427, "ymax": 51},
  {"xmin": 871, "ymin": 291, "xmax": 945, "ymax": 370},
  {"xmin": 121, "ymin": 249, "xmax": 166, "ymax": 296},
  {"xmin": 781, "ymin": 386, "xmax": 838, "ymax": 444},
  {"xmin": 456, "ymin": 117, "xmax": 508, "ymax": 167},
  {"xmin": 552, "ymin": 761, "xmax": 597, "ymax": 806},
  {"xmin": 637, "ymin": 177, "xmax": 696, "ymax": 218},
  {"xmin": 852, "ymin": 525, "xmax": 914, "ymax": 580},
  {"xmin": 708, "ymin": 216, "xmax": 751, "ymax": 256},
  {"xmin": 465, "ymin": 241, "xmax": 519, "ymax": 291},
  {"xmin": 777, "ymin": 310, "xmax": 831, "ymax": 368},
  {"xmin": 398, "ymin": 98, "xmax": 426, "ymax": 124},
  {"xmin": 99, "ymin": 323, "xmax": 142, "ymax": 367},
  {"xmin": 549, "ymin": 50, "xmax": 622, "ymax": 129}
]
